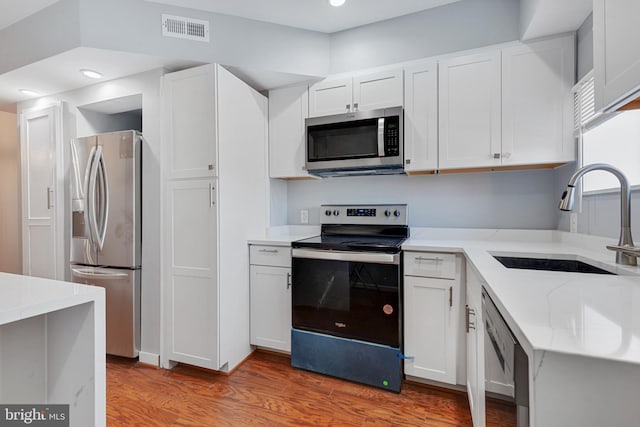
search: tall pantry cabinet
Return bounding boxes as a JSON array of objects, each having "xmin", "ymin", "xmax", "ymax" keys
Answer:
[{"xmin": 161, "ymin": 64, "xmax": 269, "ymax": 372}]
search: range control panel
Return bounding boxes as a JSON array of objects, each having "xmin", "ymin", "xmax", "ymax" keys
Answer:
[{"xmin": 321, "ymin": 204, "xmax": 408, "ymax": 226}]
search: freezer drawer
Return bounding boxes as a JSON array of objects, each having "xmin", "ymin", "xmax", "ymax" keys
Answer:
[{"xmin": 71, "ymin": 265, "xmax": 140, "ymax": 357}]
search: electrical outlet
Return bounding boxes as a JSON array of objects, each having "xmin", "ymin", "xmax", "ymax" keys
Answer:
[
  {"xmin": 300, "ymin": 209, "xmax": 309, "ymax": 224},
  {"xmin": 570, "ymin": 213, "xmax": 578, "ymax": 233}
]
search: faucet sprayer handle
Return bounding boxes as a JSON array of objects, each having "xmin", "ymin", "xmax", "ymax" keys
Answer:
[{"xmin": 606, "ymin": 245, "xmax": 640, "ymax": 256}]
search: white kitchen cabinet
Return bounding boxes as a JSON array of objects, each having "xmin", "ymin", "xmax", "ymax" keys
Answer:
[
  {"xmin": 161, "ymin": 64, "xmax": 269, "ymax": 372},
  {"xmin": 308, "ymin": 69, "xmax": 403, "ymax": 117},
  {"xmin": 466, "ymin": 264, "xmax": 485, "ymax": 427},
  {"xmin": 268, "ymin": 85, "xmax": 309, "ymax": 179},
  {"xmin": 403, "ymin": 251, "xmax": 461, "ymax": 385},
  {"xmin": 501, "ymin": 35, "xmax": 575, "ymax": 166},
  {"xmin": 249, "ymin": 245, "xmax": 292, "ymax": 352},
  {"xmin": 403, "ymin": 60, "xmax": 438, "ymax": 172},
  {"xmin": 594, "ymin": 0, "xmax": 640, "ymax": 111},
  {"xmin": 164, "ymin": 178, "xmax": 219, "ymax": 369},
  {"xmin": 438, "ymin": 51, "xmax": 502, "ymax": 170},
  {"xmin": 162, "ymin": 65, "xmax": 217, "ymax": 179},
  {"xmin": 20, "ymin": 105, "xmax": 64, "ymax": 280}
]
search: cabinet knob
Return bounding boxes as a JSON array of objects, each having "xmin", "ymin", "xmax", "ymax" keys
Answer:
[
  {"xmin": 353, "ymin": 103, "xmax": 359, "ymax": 111},
  {"xmin": 492, "ymin": 153, "xmax": 501, "ymax": 159},
  {"xmin": 405, "ymin": 159, "xmax": 411, "ymax": 165},
  {"xmin": 346, "ymin": 104, "xmax": 351, "ymax": 111},
  {"xmin": 208, "ymin": 164, "xmax": 214, "ymax": 170}
]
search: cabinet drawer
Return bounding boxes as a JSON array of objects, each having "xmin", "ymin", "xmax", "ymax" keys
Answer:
[
  {"xmin": 250, "ymin": 245, "xmax": 291, "ymax": 267},
  {"xmin": 404, "ymin": 252, "xmax": 456, "ymax": 279}
]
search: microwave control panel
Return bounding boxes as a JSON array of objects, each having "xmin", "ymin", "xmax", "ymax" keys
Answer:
[{"xmin": 385, "ymin": 117, "xmax": 400, "ymax": 156}]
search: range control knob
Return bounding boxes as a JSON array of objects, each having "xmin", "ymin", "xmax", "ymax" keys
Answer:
[
  {"xmin": 325, "ymin": 210, "xmax": 332, "ymax": 216},
  {"xmin": 384, "ymin": 210, "xmax": 392, "ymax": 217},
  {"xmin": 333, "ymin": 209, "xmax": 340, "ymax": 216},
  {"xmin": 394, "ymin": 210, "xmax": 401, "ymax": 217}
]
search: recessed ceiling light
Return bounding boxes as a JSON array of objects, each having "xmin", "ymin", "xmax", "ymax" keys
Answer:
[
  {"xmin": 19, "ymin": 89, "xmax": 40, "ymax": 97},
  {"xmin": 80, "ymin": 69, "xmax": 103, "ymax": 79},
  {"xmin": 329, "ymin": 0, "xmax": 346, "ymax": 7}
]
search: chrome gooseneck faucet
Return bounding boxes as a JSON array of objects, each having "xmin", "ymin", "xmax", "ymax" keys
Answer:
[{"xmin": 559, "ymin": 163, "xmax": 638, "ymax": 266}]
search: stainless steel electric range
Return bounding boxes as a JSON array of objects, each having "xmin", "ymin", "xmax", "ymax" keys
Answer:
[{"xmin": 290, "ymin": 204, "xmax": 409, "ymax": 392}]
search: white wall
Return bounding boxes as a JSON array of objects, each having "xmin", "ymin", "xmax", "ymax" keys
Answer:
[
  {"xmin": 18, "ymin": 69, "xmax": 164, "ymax": 358},
  {"xmin": 0, "ymin": 112, "xmax": 21, "ymax": 273},
  {"xmin": 329, "ymin": 0, "xmax": 520, "ymax": 73},
  {"xmin": 287, "ymin": 169, "xmax": 558, "ymax": 229}
]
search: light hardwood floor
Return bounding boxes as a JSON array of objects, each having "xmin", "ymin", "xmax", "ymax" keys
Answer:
[{"xmin": 107, "ymin": 351, "xmax": 513, "ymax": 426}]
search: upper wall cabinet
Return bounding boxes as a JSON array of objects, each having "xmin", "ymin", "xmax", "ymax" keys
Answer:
[
  {"xmin": 269, "ymin": 85, "xmax": 309, "ymax": 179},
  {"xmin": 594, "ymin": 0, "xmax": 640, "ymax": 111},
  {"xmin": 501, "ymin": 35, "xmax": 575, "ymax": 166},
  {"xmin": 162, "ymin": 66, "xmax": 217, "ymax": 179},
  {"xmin": 438, "ymin": 35, "xmax": 575, "ymax": 171},
  {"xmin": 308, "ymin": 69, "xmax": 403, "ymax": 118},
  {"xmin": 438, "ymin": 51, "xmax": 502, "ymax": 170},
  {"xmin": 404, "ymin": 61, "xmax": 438, "ymax": 172}
]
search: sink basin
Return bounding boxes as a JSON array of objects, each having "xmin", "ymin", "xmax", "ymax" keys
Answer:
[{"xmin": 493, "ymin": 256, "xmax": 616, "ymax": 275}]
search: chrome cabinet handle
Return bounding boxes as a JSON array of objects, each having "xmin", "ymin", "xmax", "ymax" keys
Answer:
[
  {"xmin": 449, "ymin": 286, "xmax": 453, "ymax": 308},
  {"xmin": 259, "ymin": 249, "xmax": 279, "ymax": 254},
  {"xmin": 466, "ymin": 305, "xmax": 476, "ymax": 333},
  {"xmin": 415, "ymin": 256, "xmax": 443, "ymax": 263},
  {"xmin": 47, "ymin": 187, "xmax": 54, "ymax": 209},
  {"xmin": 209, "ymin": 183, "xmax": 215, "ymax": 207},
  {"xmin": 286, "ymin": 272, "xmax": 292, "ymax": 289}
]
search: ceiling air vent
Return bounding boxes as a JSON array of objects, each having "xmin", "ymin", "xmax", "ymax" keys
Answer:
[{"xmin": 161, "ymin": 14, "xmax": 210, "ymax": 42}]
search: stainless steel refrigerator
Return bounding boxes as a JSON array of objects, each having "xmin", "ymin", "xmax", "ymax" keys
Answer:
[{"xmin": 70, "ymin": 130, "xmax": 141, "ymax": 358}]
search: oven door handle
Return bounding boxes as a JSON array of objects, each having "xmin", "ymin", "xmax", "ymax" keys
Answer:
[{"xmin": 292, "ymin": 248, "xmax": 400, "ymax": 265}]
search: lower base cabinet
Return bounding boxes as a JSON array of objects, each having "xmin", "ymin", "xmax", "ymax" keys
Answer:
[
  {"xmin": 403, "ymin": 252, "xmax": 462, "ymax": 385},
  {"xmin": 249, "ymin": 245, "xmax": 292, "ymax": 353}
]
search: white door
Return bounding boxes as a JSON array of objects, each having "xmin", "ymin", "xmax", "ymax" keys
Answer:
[
  {"xmin": 20, "ymin": 106, "xmax": 63, "ymax": 279},
  {"xmin": 439, "ymin": 51, "xmax": 501, "ymax": 170},
  {"xmin": 308, "ymin": 77, "xmax": 353, "ymax": 117},
  {"xmin": 594, "ymin": 0, "xmax": 640, "ymax": 111},
  {"xmin": 352, "ymin": 69, "xmax": 404, "ymax": 112},
  {"xmin": 502, "ymin": 36, "xmax": 575, "ymax": 166},
  {"xmin": 162, "ymin": 64, "xmax": 217, "ymax": 179},
  {"xmin": 250, "ymin": 265, "xmax": 291, "ymax": 352},
  {"xmin": 404, "ymin": 276, "xmax": 458, "ymax": 384},
  {"xmin": 404, "ymin": 61, "xmax": 438, "ymax": 172},
  {"xmin": 164, "ymin": 178, "xmax": 219, "ymax": 369},
  {"xmin": 268, "ymin": 85, "xmax": 309, "ymax": 179},
  {"xmin": 466, "ymin": 266, "xmax": 486, "ymax": 427}
]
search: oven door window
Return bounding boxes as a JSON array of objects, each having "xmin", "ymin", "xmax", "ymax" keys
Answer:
[
  {"xmin": 307, "ymin": 118, "xmax": 379, "ymax": 162},
  {"xmin": 292, "ymin": 257, "xmax": 400, "ymax": 347}
]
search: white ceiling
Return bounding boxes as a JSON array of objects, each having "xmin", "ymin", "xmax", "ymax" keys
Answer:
[
  {"xmin": 0, "ymin": 47, "xmax": 198, "ymax": 112},
  {"xmin": 145, "ymin": 0, "xmax": 462, "ymax": 33},
  {"xmin": 0, "ymin": 0, "xmax": 61, "ymax": 30}
]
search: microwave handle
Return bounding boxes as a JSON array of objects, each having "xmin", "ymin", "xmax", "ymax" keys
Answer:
[{"xmin": 377, "ymin": 118, "xmax": 385, "ymax": 157}]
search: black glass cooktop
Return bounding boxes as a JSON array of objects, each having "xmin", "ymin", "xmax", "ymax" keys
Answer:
[{"xmin": 292, "ymin": 225, "xmax": 409, "ymax": 253}]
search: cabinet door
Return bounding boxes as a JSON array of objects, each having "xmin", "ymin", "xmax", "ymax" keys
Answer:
[
  {"xmin": 20, "ymin": 106, "xmax": 63, "ymax": 280},
  {"xmin": 162, "ymin": 64, "xmax": 217, "ymax": 179},
  {"xmin": 308, "ymin": 77, "xmax": 353, "ymax": 117},
  {"xmin": 250, "ymin": 265, "xmax": 292, "ymax": 352},
  {"xmin": 594, "ymin": 0, "xmax": 640, "ymax": 111},
  {"xmin": 352, "ymin": 69, "xmax": 404, "ymax": 112},
  {"xmin": 466, "ymin": 265, "xmax": 486, "ymax": 427},
  {"xmin": 404, "ymin": 276, "xmax": 459, "ymax": 384},
  {"xmin": 439, "ymin": 51, "xmax": 501, "ymax": 170},
  {"xmin": 502, "ymin": 36, "xmax": 575, "ymax": 166},
  {"xmin": 404, "ymin": 61, "xmax": 438, "ymax": 172},
  {"xmin": 268, "ymin": 85, "xmax": 309, "ymax": 178},
  {"xmin": 164, "ymin": 178, "xmax": 219, "ymax": 369}
]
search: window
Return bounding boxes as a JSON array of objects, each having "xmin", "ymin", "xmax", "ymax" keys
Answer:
[{"xmin": 574, "ymin": 71, "xmax": 640, "ymax": 194}]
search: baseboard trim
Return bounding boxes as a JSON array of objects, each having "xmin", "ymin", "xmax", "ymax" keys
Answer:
[{"xmin": 139, "ymin": 351, "xmax": 160, "ymax": 367}]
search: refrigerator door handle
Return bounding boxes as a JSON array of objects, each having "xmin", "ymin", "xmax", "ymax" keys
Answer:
[
  {"xmin": 84, "ymin": 145, "xmax": 99, "ymax": 247},
  {"xmin": 87, "ymin": 146, "xmax": 105, "ymax": 250},
  {"xmin": 96, "ymin": 149, "xmax": 109, "ymax": 250},
  {"xmin": 71, "ymin": 267, "xmax": 129, "ymax": 279}
]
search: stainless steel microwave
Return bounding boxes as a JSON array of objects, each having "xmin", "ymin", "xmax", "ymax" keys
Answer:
[{"xmin": 305, "ymin": 106, "xmax": 404, "ymax": 178}]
